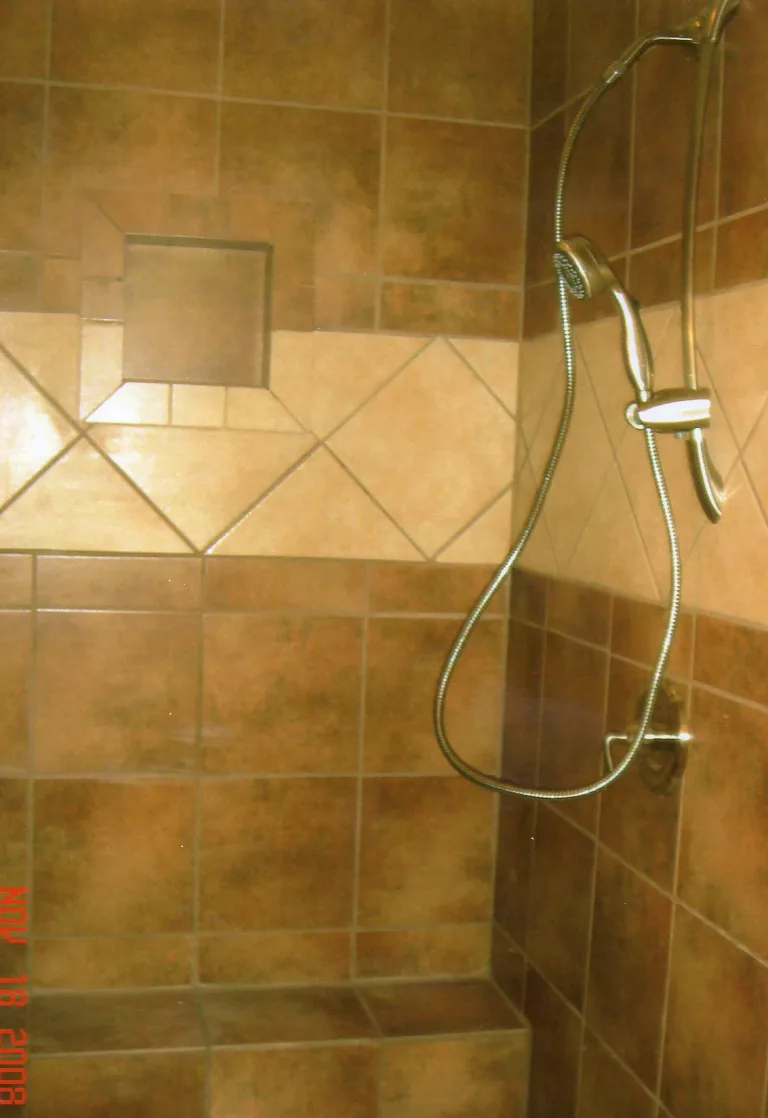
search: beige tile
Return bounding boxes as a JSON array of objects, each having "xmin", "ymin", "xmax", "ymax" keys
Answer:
[
  {"xmin": 686, "ymin": 461, "xmax": 768, "ymax": 628},
  {"xmin": 88, "ymin": 382, "xmax": 170, "ymax": 425},
  {"xmin": 0, "ymin": 554, "xmax": 32, "ymax": 606},
  {"xmin": 33, "ymin": 935, "xmax": 193, "ymax": 990},
  {"xmin": 91, "ymin": 425, "xmax": 315, "ymax": 549},
  {"xmin": 81, "ymin": 276, "xmax": 124, "ymax": 321},
  {"xmin": 79, "ymin": 322, "xmax": 123, "ymax": 418},
  {"xmin": 568, "ymin": 462, "xmax": 660, "ymax": 601},
  {"xmin": 270, "ymin": 331, "xmax": 425, "ymax": 439},
  {"xmin": 741, "ymin": 399, "xmax": 768, "ymax": 521},
  {"xmin": 698, "ymin": 281, "xmax": 768, "ymax": 447},
  {"xmin": 576, "ymin": 315, "xmax": 633, "ymax": 453},
  {"xmin": 510, "ymin": 453, "xmax": 559, "ymax": 577},
  {"xmin": 0, "ymin": 440, "xmax": 190, "ymax": 553},
  {"xmin": 0, "ymin": 311, "xmax": 80, "ymax": 416},
  {"xmin": 41, "ymin": 253, "xmax": 81, "ymax": 313},
  {"xmin": 199, "ymin": 931, "xmax": 351, "ymax": 985},
  {"xmin": 450, "ymin": 338, "xmax": 519, "ymax": 413},
  {"xmin": 81, "ymin": 199, "xmax": 125, "ymax": 278},
  {"xmin": 212, "ymin": 447, "xmax": 420, "ymax": 560},
  {"xmin": 0, "ymin": 612, "xmax": 31, "ymax": 770},
  {"xmin": 0, "ymin": 351, "xmax": 78, "ymax": 505},
  {"xmin": 330, "ymin": 340, "xmax": 516, "ymax": 556},
  {"xmin": 437, "ymin": 488, "xmax": 513, "ymax": 564},
  {"xmin": 171, "ymin": 385, "xmax": 226, "ymax": 428},
  {"xmin": 225, "ymin": 387, "xmax": 303, "ymax": 432},
  {"xmin": 516, "ymin": 330, "xmax": 564, "ymax": 450}
]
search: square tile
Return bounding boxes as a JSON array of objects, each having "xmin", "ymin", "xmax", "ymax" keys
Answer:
[
  {"xmin": 383, "ymin": 117, "xmax": 525, "ymax": 284},
  {"xmin": 198, "ymin": 931, "xmax": 351, "ymax": 985},
  {"xmin": 37, "ymin": 556, "xmax": 201, "ymax": 610},
  {"xmin": 524, "ymin": 966, "xmax": 582, "ymax": 1118},
  {"xmin": 0, "ymin": 0, "xmax": 49, "ymax": 79},
  {"xmin": 494, "ymin": 798, "xmax": 536, "ymax": 947},
  {"xmin": 32, "ymin": 936, "xmax": 193, "ymax": 990},
  {"xmin": 0, "ymin": 778, "xmax": 28, "ymax": 888},
  {"xmin": 223, "ymin": 0, "xmax": 386, "ymax": 108},
  {"xmin": 361, "ymin": 979, "xmax": 520, "ymax": 1037},
  {"xmin": 369, "ymin": 562, "xmax": 503, "ymax": 615},
  {"xmin": 199, "ymin": 777, "xmax": 356, "ymax": 930},
  {"xmin": 358, "ymin": 776, "xmax": 494, "ymax": 926},
  {"xmin": 202, "ymin": 987, "xmax": 375, "ymax": 1046},
  {"xmin": 379, "ymin": 281, "xmax": 520, "ymax": 339},
  {"xmin": 0, "ymin": 554, "xmax": 32, "ymax": 606},
  {"xmin": 210, "ymin": 1044, "xmax": 378, "ymax": 1118},
  {"xmin": 202, "ymin": 614, "xmax": 362, "ymax": 773},
  {"xmin": 33, "ymin": 778, "xmax": 195, "ymax": 934},
  {"xmin": 31, "ymin": 990, "xmax": 203, "ymax": 1054},
  {"xmin": 577, "ymin": 1031, "xmax": 655, "ymax": 1118},
  {"xmin": 356, "ymin": 925, "xmax": 488, "ymax": 980},
  {"xmin": 0, "ymin": 84, "xmax": 44, "ymax": 251},
  {"xmin": 0, "ymin": 612, "xmax": 31, "ymax": 770},
  {"xmin": 204, "ymin": 557, "xmax": 367, "ymax": 614},
  {"xmin": 34, "ymin": 611, "xmax": 200, "ymax": 772}
]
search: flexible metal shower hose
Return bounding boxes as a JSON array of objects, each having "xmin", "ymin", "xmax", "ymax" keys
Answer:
[{"xmin": 433, "ymin": 85, "xmax": 682, "ymax": 800}]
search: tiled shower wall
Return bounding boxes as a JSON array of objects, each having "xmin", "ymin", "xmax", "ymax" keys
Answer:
[
  {"xmin": 493, "ymin": 2, "xmax": 768, "ymax": 1117},
  {"xmin": 2, "ymin": 555, "xmax": 506, "ymax": 990},
  {"xmin": 0, "ymin": 0, "xmax": 529, "ymax": 338}
]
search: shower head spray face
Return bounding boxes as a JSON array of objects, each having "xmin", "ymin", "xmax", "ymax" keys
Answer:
[{"xmin": 554, "ymin": 234, "xmax": 654, "ymax": 403}]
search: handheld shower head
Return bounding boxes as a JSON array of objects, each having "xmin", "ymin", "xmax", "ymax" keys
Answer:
[{"xmin": 554, "ymin": 235, "xmax": 653, "ymax": 403}]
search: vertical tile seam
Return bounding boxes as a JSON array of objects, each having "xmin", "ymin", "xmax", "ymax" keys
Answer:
[
  {"xmin": 349, "ymin": 562, "xmax": 372, "ymax": 978},
  {"xmin": 710, "ymin": 35, "xmax": 725, "ymax": 290},
  {"xmin": 373, "ymin": 0, "xmax": 392, "ymax": 329},
  {"xmin": 213, "ymin": 0, "xmax": 226, "ymax": 197},
  {"xmin": 26, "ymin": 556, "xmax": 39, "ymax": 976},
  {"xmin": 193, "ymin": 560, "xmax": 206, "ymax": 990}
]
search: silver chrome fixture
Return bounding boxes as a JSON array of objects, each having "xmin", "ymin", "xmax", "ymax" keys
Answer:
[
  {"xmin": 433, "ymin": 0, "xmax": 737, "ymax": 801},
  {"xmin": 604, "ymin": 682, "xmax": 690, "ymax": 796}
]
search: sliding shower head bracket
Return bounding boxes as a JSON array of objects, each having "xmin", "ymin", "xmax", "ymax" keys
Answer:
[{"xmin": 605, "ymin": 681, "xmax": 690, "ymax": 796}]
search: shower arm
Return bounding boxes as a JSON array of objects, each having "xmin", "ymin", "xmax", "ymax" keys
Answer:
[{"xmin": 599, "ymin": 0, "xmax": 739, "ymax": 523}]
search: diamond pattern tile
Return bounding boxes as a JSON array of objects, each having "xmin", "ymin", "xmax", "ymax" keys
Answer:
[
  {"xmin": 450, "ymin": 338, "xmax": 519, "ymax": 414},
  {"xmin": 330, "ymin": 340, "xmax": 517, "ymax": 557},
  {"xmin": 437, "ymin": 488, "xmax": 512, "ymax": 564}
]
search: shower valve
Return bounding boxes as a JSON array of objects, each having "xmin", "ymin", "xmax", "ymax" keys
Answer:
[{"xmin": 625, "ymin": 387, "xmax": 712, "ymax": 435}]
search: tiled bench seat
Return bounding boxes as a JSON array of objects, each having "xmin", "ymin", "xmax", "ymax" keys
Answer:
[{"xmin": 21, "ymin": 978, "xmax": 529, "ymax": 1117}]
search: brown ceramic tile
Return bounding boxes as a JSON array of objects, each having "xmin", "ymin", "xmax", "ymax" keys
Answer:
[
  {"xmin": 361, "ymin": 978, "xmax": 520, "ymax": 1037},
  {"xmin": 358, "ymin": 776, "xmax": 494, "ymax": 926},
  {"xmin": 51, "ymin": 0, "xmax": 220, "ymax": 91},
  {"xmin": 47, "ymin": 87, "xmax": 216, "ymax": 209},
  {"xmin": 81, "ymin": 277, "xmax": 124, "ymax": 321},
  {"xmin": 199, "ymin": 931, "xmax": 351, "ymax": 985},
  {"xmin": 530, "ymin": 0, "xmax": 568, "ymax": 124},
  {"xmin": 565, "ymin": 81, "xmax": 632, "ymax": 260},
  {"xmin": 716, "ymin": 208, "xmax": 768, "ymax": 289},
  {"xmin": 693, "ymin": 612, "xmax": 768, "ymax": 706},
  {"xmin": 611, "ymin": 594, "xmax": 694, "ymax": 680},
  {"xmin": 370, "ymin": 562, "xmax": 503, "ymax": 615},
  {"xmin": 0, "ymin": 612, "xmax": 30, "ymax": 770},
  {"xmin": 205, "ymin": 557, "xmax": 367, "ymax": 613},
  {"xmin": 628, "ymin": 230, "xmax": 715, "ymax": 309},
  {"xmin": 494, "ymin": 797, "xmax": 536, "ymax": 945},
  {"xmin": 586, "ymin": 850, "xmax": 672, "ymax": 1089},
  {"xmin": 502, "ymin": 621, "xmax": 544, "ymax": 784},
  {"xmin": 491, "ymin": 924, "xmax": 526, "ymax": 1008},
  {"xmin": 568, "ymin": 0, "xmax": 636, "ymax": 97},
  {"xmin": 220, "ymin": 103, "xmax": 380, "ymax": 276},
  {"xmin": 33, "ymin": 778, "xmax": 195, "ymax": 934},
  {"xmin": 0, "ymin": 0, "xmax": 49, "ymax": 79},
  {"xmin": 33, "ymin": 936, "xmax": 193, "ymax": 990},
  {"xmin": 527, "ymin": 806, "xmax": 595, "ymax": 1008},
  {"xmin": 202, "ymin": 986, "xmax": 375, "ymax": 1046},
  {"xmin": 42, "ymin": 255, "xmax": 81, "ymax": 312},
  {"xmin": 223, "ymin": 0, "xmax": 384, "ymax": 108},
  {"xmin": 364, "ymin": 617, "xmax": 502, "ymax": 774},
  {"xmin": 203, "ymin": 614, "xmax": 361, "ymax": 773},
  {"xmin": 27, "ymin": 1052, "xmax": 206, "ymax": 1118},
  {"xmin": 356, "ymin": 925, "xmax": 488, "ymax": 980},
  {"xmin": 37, "ymin": 556, "xmax": 201, "ymax": 610},
  {"xmin": 315, "ymin": 273, "xmax": 376, "ymax": 330},
  {"xmin": 379, "ymin": 281, "xmax": 519, "ymax": 339},
  {"xmin": 539, "ymin": 633, "xmax": 609, "ymax": 831},
  {"xmin": 662, "ymin": 906, "xmax": 768, "ymax": 1118},
  {"xmin": 0, "ymin": 249, "xmax": 40, "ymax": 309},
  {"xmin": 35, "ymin": 611, "xmax": 199, "ymax": 772},
  {"xmin": 547, "ymin": 579, "xmax": 611, "ymax": 645},
  {"xmin": 632, "ymin": 48, "xmax": 718, "ymax": 247},
  {"xmin": 380, "ymin": 1034, "xmax": 529, "ymax": 1118},
  {"xmin": 0, "ymin": 84, "xmax": 44, "ymax": 251},
  {"xmin": 199, "ymin": 777, "xmax": 356, "ymax": 930},
  {"xmin": 523, "ymin": 281, "xmax": 559, "ymax": 339},
  {"xmin": 509, "ymin": 568, "xmax": 548, "ymax": 625},
  {"xmin": 526, "ymin": 113, "xmax": 566, "ymax": 286},
  {"xmin": 211, "ymin": 1044, "xmax": 378, "ymax": 1118},
  {"xmin": 600, "ymin": 659, "xmax": 681, "ymax": 890},
  {"xmin": 678, "ymin": 687, "xmax": 768, "ymax": 959},
  {"xmin": 720, "ymin": 0, "xmax": 768, "ymax": 216},
  {"xmin": 0, "ymin": 779, "xmax": 28, "ymax": 887},
  {"xmin": 0, "ymin": 555, "xmax": 32, "ymax": 606},
  {"xmin": 524, "ymin": 966, "xmax": 582, "ymax": 1118},
  {"xmin": 32, "ymin": 990, "xmax": 203, "ymax": 1053},
  {"xmin": 389, "ymin": 0, "xmax": 528, "ymax": 123},
  {"xmin": 577, "ymin": 1031, "xmax": 656, "ymax": 1118},
  {"xmin": 383, "ymin": 117, "xmax": 526, "ymax": 285}
]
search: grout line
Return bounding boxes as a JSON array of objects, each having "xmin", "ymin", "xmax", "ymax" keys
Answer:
[
  {"xmin": 432, "ymin": 484, "xmax": 513, "ymax": 562},
  {"xmin": 197, "ymin": 556, "xmax": 210, "ymax": 1118},
  {"xmin": 25, "ymin": 557, "xmax": 38, "ymax": 983},
  {"xmin": 349, "ymin": 565, "xmax": 371, "ymax": 980},
  {"xmin": 212, "ymin": 0, "xmax": 226, "ymax": 197},
  {"xmin": 373, "ymin": 0, "xmax": 391, "ymax": 330}
]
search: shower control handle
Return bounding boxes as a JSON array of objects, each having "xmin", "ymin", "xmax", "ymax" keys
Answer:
[{"xmin": 625, "ymin": 388, "xmax": 712, "ymax": 434}]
